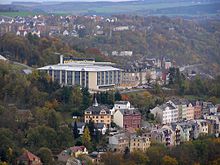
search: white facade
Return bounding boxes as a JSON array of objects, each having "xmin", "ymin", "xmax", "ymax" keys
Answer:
[
  {"xmin": 114, "ymin": 101, "xmax": 131, "ymax": 110},
  {"xmin": 38, "ymin": 56, "xmax": 122, "ymax": 91},
  {"xmin": 162, "ymin": 107, "xmax": 179, "ymax": 124},
  {"xmin": 113, "ymin": 110, "xmax": 123, "ymax": 128},
  {"xmin": 151, "ymin": 101, "xmax": 179, "ymax": 124}
]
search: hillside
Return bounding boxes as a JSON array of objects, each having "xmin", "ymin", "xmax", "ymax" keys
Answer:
[
  {"xmin": 1, "ymin": 0, "xmax": 219, "ymax": 16},
  {"xmin": 62, "ymin": 16, "xmax": 220, "ymax": 75}
]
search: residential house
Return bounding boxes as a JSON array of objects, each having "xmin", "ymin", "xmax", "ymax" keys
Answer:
[
  {"xmin": 151, "ymin": 100, "xmax": 179, "ymax": 124},
  {"xmin": 171, "ymin": 122, "xmax": 192, "ymax": 143},
  {"xmin": 84, "ymin": 100, "xmax": 111, "ymax": 127},
  {"xmin": 72, "ymin": 122, "xmax": 85, "ymax": 135},
  {"xmin": 57, "ymin": 146, "xmax": 88, "ymax": 162},
  {"xmin": 192, "ymin": 101, "xmax": 202, "ymax": 119},
  {"xmin": 110, "ymin": 101, "xmax": 133, "ymax": 115},
  {"xmin": 202, "ymin": 102, "xmax": 217, "ymax": 114},
  {"xmin": 195, "ymin": 119, "xmax": 209, "ymax": 135},
  {"xmin": 203, "ymin": 114, "xmax": 220, "ymax": 137},
  {"xmin": 130, "ymin": 135, "xmax": 151, "ymax": 152},
  {"xmin": 63, "ymin": 30, "xmax": 69, "ymax": 36},
  {"xmin": 72, "ymin": 122, "xmax": 107, "ymax": 135},
  {"xmin": 0, "ymin": 55, "xmax": 7, "ymax": 61},
  {"xmin": 16, "ymin": 150, "xmax": 42, "ymax": 165},
  {"xmin": 16, "ymin": 29, "xmax": 28, "ymax": 36},
  {"xmin": 151, "ymin": 125, "xmax": 175, "ymax": 146},
  {"xmin": 108, "ymin": 133, "xmax": 129, "ymax": 152},
  {"xmin": 95, "ymin": 123, "xmax": 107, "ymax": 135},
  {"xmin": 113, "ymin": 109, "xmax": 141, "ymax": 130}
]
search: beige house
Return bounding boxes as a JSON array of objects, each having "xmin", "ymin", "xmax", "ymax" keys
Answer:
[
  {"xmin": 84, "ymin": 101, "xmax": 111, "ymax": 127},
  {"xmin": 108, "ymin": 133, "xmax": 130, "ymax": 153},
  {"xmin": 130, "ymin": 135, "xmax": 151, "ymax": 152}
]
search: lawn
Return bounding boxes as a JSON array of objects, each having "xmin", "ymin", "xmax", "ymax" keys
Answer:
[{"xmin": 0, "ymin": 11, "xmax": 39, "ymax": 17}]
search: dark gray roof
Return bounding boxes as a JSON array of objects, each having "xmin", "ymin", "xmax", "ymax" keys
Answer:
[
  {"xmin": 166, "ymin": 103, "xmax": 176, "ymax": 109},
  {"xmin": 119, "ymin": 109, "xmax": 141, "ymax": 115},
  {"xmin": 85, "ymin": 105, "xmax": 110, "ymax": 115},
  {"xmin": 95, "ymin": 123, "xmax": 105, "ymax": 129},
  {"xmin": 71, "ymin": 122, "xmax": 85, "ymax": 128}
]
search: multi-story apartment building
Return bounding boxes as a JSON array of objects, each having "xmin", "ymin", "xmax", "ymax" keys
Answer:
[
  {"xmin": 84, "ymin": 101, "xmax": 111, "ymax": 127},
  {"xmin": 38, "ymin": 55, "xmax": 122, "ymax": 91},
  {"xmin": 113, "ymin": 109, "xmax": 141, "ymax": 130},
  {"xmin": 108, "ymin": 133, "xmax": 130, "ymax": 153},
  {"xmin": 151, "ymin": 100, "xmax": 179, "ymax": 124},
  {"xmin": 130, "ymin": 135, "xmax": 151, "ymax": 152},
  {"xmin": 193, "ymin": 101, "xmax": 202, "ymax": 119}
]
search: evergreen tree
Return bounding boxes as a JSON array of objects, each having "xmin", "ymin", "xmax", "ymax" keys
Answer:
[
  {"xmin": 81, "ymin": 87, "xmax": 91, "ymax": 110},
  {"xmin": 73, "ymin": 121, "xmax": 79, "ymax": 139},
  {"xmin": 114, "ymin": 90, "xmax": 122, "ymax": 101},
  {"xmin": 87, "ymin": 119, "xmax": 95, "ymax": 137}
]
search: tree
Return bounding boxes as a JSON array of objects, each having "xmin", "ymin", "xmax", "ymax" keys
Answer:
[
  {"xmin": 81, "ymin": 87, "xmax": 91, "ymax": 110},
  {"xmin": 162, "ymin": 155, "xmax": 178, "ymax": 165},
  {"xmin": 37, "ymin": 147, "xmax": 54, "ymax": 165},
  {"xmin": 114, "ymin": 90, "xmax": 122, "ymax": 101},
  {"xmin": 130, "ymin": 151, "xmax": 149, "ymax": 165},
  {"xmin": 101, "ymin": 152, "xmax": 123, "ymax": 165},
  {"xmin": 26, "ymin": 126, "xmax": 57, "ymax": 149},
  {"xmin": 56, "ymin": 127, "xmax": 74, "ymax": 148},
  {"xmin": 73, "ymin": 121, "xmax": 79, "ymax": 139},
  {"xmin": 82, "ymin": 126, "xmax": 91, "ymax": 148},
  {"xmin": 123, "ymin": 146, "xmax": 130, "ymax": 160},
  {"xmin": 47, "ymin": 110, "xmax": 62, "ymax": 130},
  {"xmin": 87, "ymin": 119, "xmax": 95, "ymax": 137}
]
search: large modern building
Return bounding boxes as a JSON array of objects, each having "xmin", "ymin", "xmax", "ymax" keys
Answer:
[{"xmin": 38, "ymin": 55, "xmax": 122, "ymax": 91}]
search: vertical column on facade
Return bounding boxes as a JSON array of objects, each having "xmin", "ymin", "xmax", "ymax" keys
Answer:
[
  {"xmin": 80, "ymin": 71, "xmax": 82, "ymax": 86},
  {"xmin": 59, "ymin": 70, "xmax": 62, "ymax": 84},
  {"xmin": 72, "ymin": 71, "xmax": 75, "ymax": 85},
  {"xmin": 65, "ymin": 70, "xmax": 67, "ymax": 85}
]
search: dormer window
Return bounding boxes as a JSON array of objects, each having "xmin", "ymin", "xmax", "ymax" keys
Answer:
[{"xmin": 100, "ymin": 110, "xmax": 106, "ymax": 114}]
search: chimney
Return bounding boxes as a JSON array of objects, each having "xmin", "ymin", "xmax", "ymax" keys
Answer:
[{"xmin": 60, "ymin": 55, "xmax": 63, "ymax": 64}]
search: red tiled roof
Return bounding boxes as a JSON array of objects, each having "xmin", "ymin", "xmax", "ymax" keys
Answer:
[
  {"xmin": 69, "ymin": 146, "xmax": 86, "ymax": 152},
  {"xmin": 18, "ymin": 150, "xmax": 41, "ymax": 163}
]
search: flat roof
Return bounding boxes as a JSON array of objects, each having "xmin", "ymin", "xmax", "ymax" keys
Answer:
[{"xmin": 38, "ymin": 62, "xmax": 120, "ymax": 72}]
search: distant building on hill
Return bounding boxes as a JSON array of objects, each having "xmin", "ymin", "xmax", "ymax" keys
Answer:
[{"xmin": 38, "ymin": 55, "xmax": 122, "ymax": 91}]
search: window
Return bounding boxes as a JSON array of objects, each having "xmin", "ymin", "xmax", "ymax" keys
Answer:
[
  {"xmin": 75, "ymin": 71, "xmax": 80, "ymax": 85},
  {"xmin": 105, "ymin": 71, "xmax": 109, "ymax": 84},
  {"xmin": 97, "ymin": 72, "xmax": 101, "ymax": 85},
  {"xmin": 67, "ymin": 71, "xmax": 73, "ymax": 85},
  {"xmin": 54, "ymin": 70, "xmax": 60, "ymax": 82},
  {"xmin": 61, "ymin": 70, "xmax": 65, "ymax": 83},
  {"xmin": 101, "ymin": 71, "xmax": 105, "ymax": 85}
]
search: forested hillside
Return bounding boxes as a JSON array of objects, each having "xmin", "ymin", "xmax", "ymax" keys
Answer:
[
  {"xmin": 63, "ymin": 16, "xmax": 220, "ymax": 74},
  {"xmin": 0, "ymin": 33, "xmax": 111, "ymax": 67}
]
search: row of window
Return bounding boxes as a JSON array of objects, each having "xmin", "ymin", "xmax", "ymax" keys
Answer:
[
  {"xmin": 49, "ymin": 70, "xmax": 89, "ymax": 87},
  {"xmin": 97, "ymin": 71, "xmax": 121, "ymax": 85}
]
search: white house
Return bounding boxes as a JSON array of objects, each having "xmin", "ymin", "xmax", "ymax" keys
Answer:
[
  {"xmin": 110, "ymin": 101, "xmax": 133, "ymax": 115},
  {"xmin": 0, "ymin": 55, "xmax": 7, "ymax": 61},
  {"xmin": 151, "ymin": 100, "xmax": 179, "ymax": 124},
  {"xmin": 63, "ymin": 30, "xmax": 69, "ymax": 36}
]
